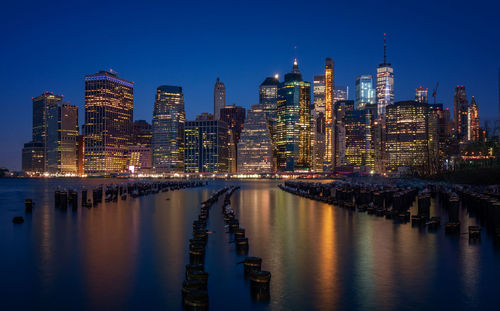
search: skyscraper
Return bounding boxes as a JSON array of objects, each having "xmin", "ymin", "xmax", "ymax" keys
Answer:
[
  {"xmin": 83, "ymin": 70, "xmax": 133, "ymax": 175},
  {"xmin": 324, "ymin": 58, "xmax": 334, "ymax": 171},
  {"xmin": 385, "ymin": 101, "xmax": 429, "ymax": 173},
  {"xmin": 259, "ymin": 76, "xmax": 279, "ymax": 123},
  {"xmin": 184, "ymin": 116, "xmax": 228, "ymax": 173},
  {"xmin": 467, "ymin": 96, "xmax": 479, "ymax": 141},
  {"xmin": 312, "ymin": 75, "xmax": 326, "ymax": 172},
  {"xmin": 214, "ymin": 77, "xmax": 225, "ymax": 119},
  {"xmin": 237, "ymin": 104, "xmax": 273, "ymax": 173},
  {"xmin": 376, "ymin": 34, "xmax": 394, "ymax": 116},
  {"xmin": 355, "ymin": 75, "xmax": 375, "ymax": 110},
  {"xmin": 220, "ymin": 105, "xmax": 246, "ymax": 173},
  {"xmin": 415, "ymin": 86, "xmax": 428, "ymax": 104},
  {"xmin": 276, "ymin": 59, "xmax": 311, "ymax": 171},
  {"xmin": 344, "ymin": 108, "xmax": 374, "ymax": 171},
  {"xmin": 453, "ymin": 85, "xmax": 468, "ymax": 141},
  {"xmin": 333, "ymin": 100, "xmax": 355, "ymax": 168},
  {"xmin": 47, "ymin": 102, "xmax": 79, "ymax": 174},
  {"xmin": 31, "ymin": 92, "xmax": 63, "ymax": 171},
  {"xmin": 152, "ymin": 85, "xmax": 185, "ymax": 173},
  {"xmin": 313, "ymin": 75, "xmax": 326, "ymax": 112}
]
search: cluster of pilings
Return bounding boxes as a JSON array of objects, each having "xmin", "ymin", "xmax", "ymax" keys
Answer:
[
  {"xmin": 182, "ymin": 187, "xmax": 227, "ymax": 310},
  {"xmin": 13, "ymin": 181, "xmax": 206, "ymax": 224},
  {"xmin": 221, "ymin": 186, "xmax": 271, "ymax": 301},
  {"xmin": 279, "ymin": 180, "xmax": 500, "ymax": 243},
  {"xmin": 222, "ymin": 187, "xmax": 248, "ymax": 254}
]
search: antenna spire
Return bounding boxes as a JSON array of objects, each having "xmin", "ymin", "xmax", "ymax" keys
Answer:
[{"xmin": 383, "ymin": 33, "xmax": 387, "ymax": 64}]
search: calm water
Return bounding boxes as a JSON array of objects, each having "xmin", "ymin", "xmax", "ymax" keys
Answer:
[{"xmin": 0, "ymin": 179, "xmax": 499, "ymax": 310}]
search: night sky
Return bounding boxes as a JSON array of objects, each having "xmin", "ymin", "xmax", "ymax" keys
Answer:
[{"xmin": 1, "ymin": 0, "xmax": 499, "ymax": 170}]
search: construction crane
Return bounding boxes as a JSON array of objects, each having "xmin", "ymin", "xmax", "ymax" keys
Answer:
[{"xmin": 432, "ymin": 82, "xmax": 439, "ymax": 105}]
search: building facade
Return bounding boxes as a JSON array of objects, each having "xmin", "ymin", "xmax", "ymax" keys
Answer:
[
  {"xmin": 152, "ymin": 85, "xmax": 185, "ymax": 173},
  {"xmin": 83, "ymin": 70, "xmax": 134, "ymax": 174},
  {"xmin": 467, "ymin": 96, "xmax": 479, "ymax": 141},
  {"xmin": 214, "ymin": 77, "xmax": 225, "ymax": 120},
  {"xmin": 220, "ymin": 105, "xmax": 246, "ymax": 173},
  {"xmin": 237, "ymin": 104, "xmax": 273, "ymax": 173},
  {"xmin": 276, "ymin": 59, "xmax": 311, "ymax": 171},
  {"xmin": 355, "ymin": 75, "xmax": 375, "ymax": 110},
  {"xmin": 47, "ymin": 102, "xmax": 79, "ymax": 174},
  {"xmin": 453, "ymin": 85, "xmax": 468, "ymax": 141},
  {"xmin": 133, "ymin": 120, "xmax": 152, "ymax": 146},
  {"xmin": 324, "ymin": 58, "xmax": 334, "ymax": 171},
  {"xmin": 415, "ymin": 86, "xmax": 428, "ymax": 104},
  {"xmin": 385, "ymin": 101, "xmax": 429, "ymax": 173},
  {"xmin": 184, "ymin": 117, "xmax": 228, "ymax": 173},
  {"xmin": 344, "ymin": 108, "xmax": 374, "ymax": 171}
]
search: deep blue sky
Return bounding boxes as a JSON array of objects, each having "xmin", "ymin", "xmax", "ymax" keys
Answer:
[{"xmin": 1, "ymin": 0, "xmax": 499, "ymax": 170}]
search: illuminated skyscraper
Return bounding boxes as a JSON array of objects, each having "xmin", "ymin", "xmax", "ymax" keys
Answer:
[
  {"xmin": 47, "ymin": 102, "xmax": 79, "ymax": 174},
  {"xmin": 276, "ymin": 59, "xmax": 311, "ymax": 171},
  {"xmin": 334, "ymin": 100, "xmax": 355, "ymax": 168},
  {"xmin": 312, "ymin": 75, "xmax": 326, "ymax": 171},
  {"xmin": 21, "ymin": 142, "xmax": 44, "ymax": 173},
  {"xmin": 184, "ymin": 115, "xmax": 228, "ymax": 173},
  {"xmin": 220, "ymin": 105, "xmax": 246, "ymax": 173},
  {"xmin": 453, "ymin": 85, "xmax": 468, "ymax": 141},
  {"xmin": 376, "ymin": 34, "xmax": 394, "ymax": 116},
  {"xmin": 344, "ymin": 108, "xmax": 374, "ymax": 171},
  {"xmin": 467, "ymin": 96, "xmax": 479, "ymax": 141},
  {"xmin": 313, "ymin": 75, "xmax": 326, "ymax": 112},
  {"xmin": 237, "ymin": 104, "xmax": 273, "ymax": 173},
  {"xmin": 324, "ymin": 58, "xmax": 334, "ymax": 171},
  {"xmin": 385, "ymin": 101, "xmax": 429, "ymax": 173},
  {"xmin": 83, "ymin": 70, "xmax": 134, "ymax": 174},
  {"xmin": 214, "ymin": 77, "xmax": 225, "ymax": 119},
  {"xmin": 152, "ymin": 86, "xmax": 185, "ymax": 173},
  {"xmin": 415, "ymin": 86, "xmax": 428, "ymax": 104},
  {"xmin": 259, "ymin": 76, "xmax": 279, "ymax": 122},
  {"xmin": 31, "ymin": 92, "xmax": 63, "ymax": 171},
  {"xmin": 355, "ymin": 75, "xmax": 375, "ymax": 110}
]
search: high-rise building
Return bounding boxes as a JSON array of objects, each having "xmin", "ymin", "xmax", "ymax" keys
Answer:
[
  {"xmin": 184, "ymin": 116, "xmax": 228, "ymax": 173},
  {"xmin": 333, "ymin": 100, "xmax": 355, "ymax": 168},
  {"xmin": 334, "ymin": 86, "xmax": 349, "ymax": 102},
  {"xmin": 467, "ymin": 96, "xmax": 480, "ymax": 141},
  {"xmin": 376, "ymin": 34, "xmax": 394, "ymax": 116},
  {"xmin": 259, "ymin": 76, "xmax": 279, "ymax": 123},
  {"xmin": 31, "ymin": 92, "xmax": 63, "ymax": 171},
  {"xmin": 453, "ymin": 85, "xmax": 468, "ymax": 141},
  {"xmin": 276, "ymin": 59, "xmax": 311, "ymax": 171},
  {"xmin": 415, "ymin": 86, "xmax": 428, "ymax": 104},
  {"xmin": 220, "ymin": 105, "xmax": 246, "ymax": 173},
  {"xmin": 152, "ymin": 86, "xmax": 185, "ymax": 173},
  {"xmin": 133, "ymin": 120, "xmax": 152, "ymax": 146},
  {"xmin": 429, "ymin": 104, "xmax": 449, "ymax": 166},
  {"xmin": 312, "ymin": 75, "xmax": 326, "ymax": 172},
  {"xmin": 385, "ymin": 101, "xmax": 429, "ymax": 173},
  {"xmin": 355, "ymin": 75, "xmax": 375, "ymax": 110},
  {"xmin": 47, "ymin": 102, "xmax": 79, "ymax": 174},
  {"xmin": 313, "ymin": 75, "xmax": 326, "ymax": 112},
  {"xmin": 214, "ymin": 77, "xmax": 225, "ymax": 120},
  {"xmin": 83, "ymin": 70, "xmax": 134, "ymax": 175},
  {"xmin": 21, "ymin": 142, "xmax": 44, "ymax": 173},
  {"xmin": 344, "ymin": 108, "xmax": 374, "ymax": 171},
  {"xmin": 237, "ymin": 104, "xmax": 273, "ymax": 173},
  {"xmin": 324, "ymin": 58, "xmax": 334, "ymax": 171}
]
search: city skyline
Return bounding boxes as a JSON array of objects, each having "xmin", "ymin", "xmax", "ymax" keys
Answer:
[{"xmin": 1, "ymin": 0, "xmax": 500, "ymax": 170}]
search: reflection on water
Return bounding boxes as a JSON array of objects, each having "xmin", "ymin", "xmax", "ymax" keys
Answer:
[{"xmin": 0, "ymin": 179, "xmax": 498, "ymax": 310}]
